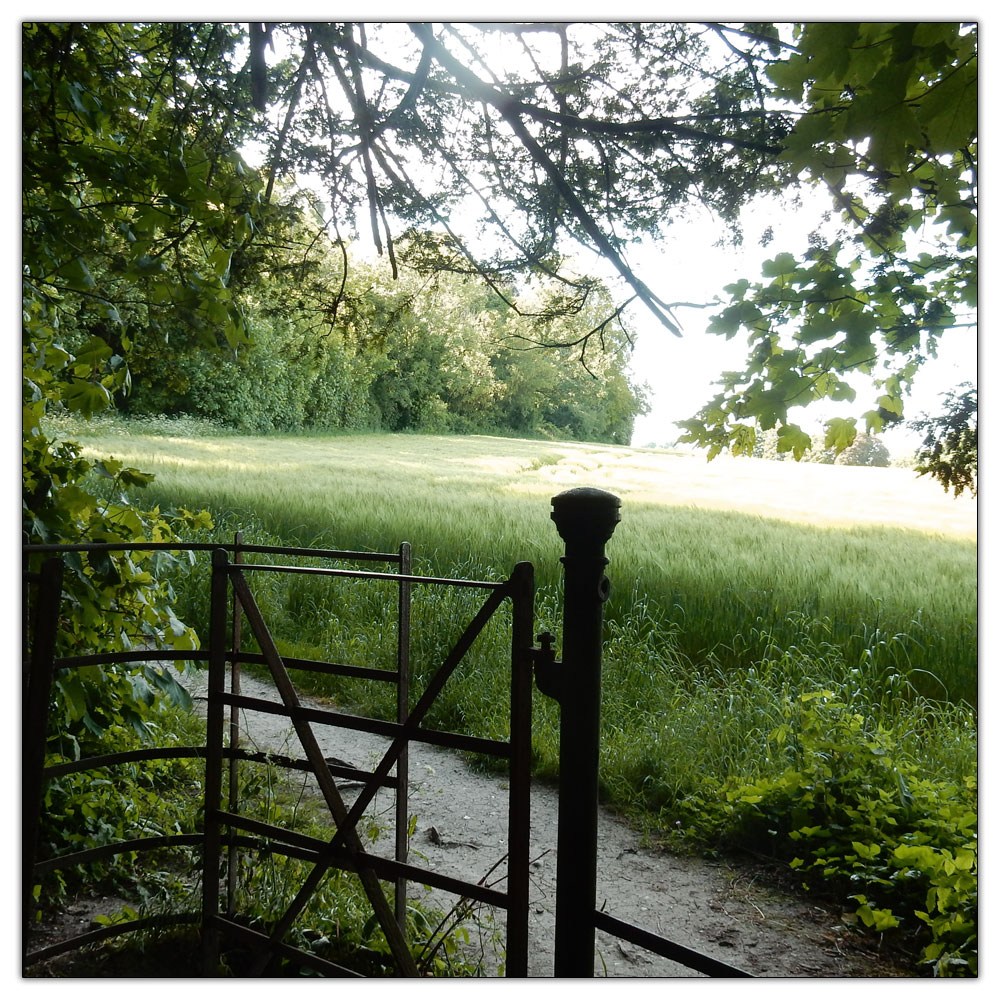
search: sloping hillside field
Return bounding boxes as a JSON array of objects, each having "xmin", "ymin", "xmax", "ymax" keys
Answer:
[{"xmin": 74, "ymin": 426, "xmax": 976, "ymax": 703}]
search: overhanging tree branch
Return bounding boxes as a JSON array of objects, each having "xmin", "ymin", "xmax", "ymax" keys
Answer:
[{"xmin": 407, "ymin": 22, "xmax": 682, "ymax": 335}]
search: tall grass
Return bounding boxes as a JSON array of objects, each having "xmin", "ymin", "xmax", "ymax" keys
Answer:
[{"xmin": 66, "ymin": 419, "xmax": 977, "ymax": 707}]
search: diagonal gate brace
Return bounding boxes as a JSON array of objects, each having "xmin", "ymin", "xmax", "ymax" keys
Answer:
[
  {"xmin": 236, "ymin": 569, "xmax": 510, "ymax": 973},
  {"xmin": 228, "ymin": 568, "xmax": 419, "ymax": 977}
]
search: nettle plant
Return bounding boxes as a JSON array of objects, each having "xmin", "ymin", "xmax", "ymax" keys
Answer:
[{"xmin": 713, "ymin": 691, "xmax": 976, "ymax": 976}]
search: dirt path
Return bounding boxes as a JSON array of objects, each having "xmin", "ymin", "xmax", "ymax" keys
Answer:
[{"xmin": 182, "ymin": 668, "xmax": 905, "ymax": 978}]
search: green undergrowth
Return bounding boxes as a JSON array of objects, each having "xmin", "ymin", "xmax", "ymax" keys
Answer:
[
  {"xmin": 32, "ymin": 703, "xmax": 480, "ymax": 977},
  {"xmin": 35, "ymin": 704, "xmax": 206, "ymax": 913}
]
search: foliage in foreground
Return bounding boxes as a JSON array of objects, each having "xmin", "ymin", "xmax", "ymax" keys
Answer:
[
  {"xmin": 35, "ymin": 705, "xmax": 206, "ymax": 912},
  {"xmin": 670, "ymin": 691, "xmax": 976, "ymax": 976},
  {"xmin": 33, "ymin": 705, "xmax": 481, "ymax": 977},
  {"xmin": 598, "ymin": 603, "xmax": 977, "ymax": 977},
  {"xmin": 680, "ymin": 22, "xmax": 976, "ymax": 484}
]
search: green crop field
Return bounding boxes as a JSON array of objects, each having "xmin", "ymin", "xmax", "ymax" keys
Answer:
[
  {"xmin": 68, "ymin": 419, "xmax": 976, "ymax": 703},
  {"xmin": 64, "ymin": 417, "xmax": 978, "ymax": 781}
]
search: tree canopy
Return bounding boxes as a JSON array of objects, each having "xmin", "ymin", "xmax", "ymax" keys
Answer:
[
  {"xmin": 24, "ymin": 21, "xmax": 976, "ymax": 451},
  {"xmin": 676, "ymin": 22, "xmax": 977, "ymax": 473}
]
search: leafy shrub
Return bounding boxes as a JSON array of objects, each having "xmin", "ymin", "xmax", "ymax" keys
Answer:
[
  {"xmin": 680, "ymin": 691, "xmax": 977, "ymax": 976},
  {"xmin": 35, "ymin": 706, "xmax": 206, "ymax": 912}
]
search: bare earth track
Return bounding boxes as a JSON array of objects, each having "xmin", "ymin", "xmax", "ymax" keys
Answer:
[{"xmin": 179, "ymin": 670, "xmax": 908, "ymax": 978}]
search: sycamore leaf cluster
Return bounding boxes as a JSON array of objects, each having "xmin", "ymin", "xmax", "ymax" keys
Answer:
[{"xmin": 678, "ymin": 22, "xmax": 976, "ymax": 486}]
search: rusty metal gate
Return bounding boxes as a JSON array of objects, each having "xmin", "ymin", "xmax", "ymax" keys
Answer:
[
  {"xmin": 23, "ymin": 537, "xmax": 535, "ymax": 977},
  {"xmin": 202, "ymin": 542, "xmax": 536, "ymax": 976},
  {"xmin": 24, "ymin": 488, "xmax": 751, "ymax": 978}
]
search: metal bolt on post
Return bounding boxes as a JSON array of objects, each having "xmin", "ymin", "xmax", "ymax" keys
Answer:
[{"xmin": 549, "ymin": 487, "xmax": 621, "ymax": 977}]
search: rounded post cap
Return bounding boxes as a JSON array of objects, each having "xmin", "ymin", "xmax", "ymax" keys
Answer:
[{"xmin": 550, "ymin": 487, "xmax": 621, "ymax": 546}]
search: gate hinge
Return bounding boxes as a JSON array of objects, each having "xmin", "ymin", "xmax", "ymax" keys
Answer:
[{"xmin": 530, "ymin": 631, "xmax": 562, "ymax": 702}]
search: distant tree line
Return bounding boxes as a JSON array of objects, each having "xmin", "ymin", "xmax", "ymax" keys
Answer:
[
  {"xmin": 64, "ymin": 202, "xmax": 647, "ymax": 443},
  {"xmin": 752, "ymin": 428, "xmax": 891, "ymax": 466}
]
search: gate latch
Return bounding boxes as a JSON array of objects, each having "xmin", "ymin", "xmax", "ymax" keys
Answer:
[{"xmin": 531, "ymin": 631, "xmax": 562, "ymax": 703}]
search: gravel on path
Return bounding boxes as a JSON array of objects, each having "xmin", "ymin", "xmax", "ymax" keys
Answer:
[{"xmin": 180, "ymin": 667, "xmax": 905, "ymax": 979}]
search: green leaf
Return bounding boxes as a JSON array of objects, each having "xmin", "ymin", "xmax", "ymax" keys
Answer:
[
  {"xmin": 57, "ymin": 256, "xmax": 96, "ymax": 290},
  {"xmin": 62, "ymin": 380, "xmax": 113, "ymax": 417},
  {"xmin": 119, "ymin": 467, "xmax": 156, "ymax": 488},
  {"xmin": 761, "ymin": 253, "xmax": 798, "ymax": 278},
  {"xmin": 917, "ymin": 61, "xmax": 977, "ymax": 154},
  {"xmin": 876, "ymin": 394, "xmax": 903, "ymax": 416},
  {"xmin": 852, "ymin": 841, "xmax": 881, "ymax": 860},
  {"xmin": 93, "ymin": 458, "xmax": 123, "ymax": 479},
  {"xmin": 208, "ymin": 247, "xmax": 233, "ymax": 281},
  {"xmin": 73, "ymin": 336, "xmax": 114, "ymax": 368},
  {"xmin": 776, "ymin": 423, "xmax": 812, "ymax": 460}
]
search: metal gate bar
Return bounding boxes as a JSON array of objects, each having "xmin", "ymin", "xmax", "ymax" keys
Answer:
[
  {"xmin": 25, "ymin": 538, "xmax": 532, "ymax": 978},
  {"xmin": 207, "ymin": 551, "xmax": 418, "ymax": 976},
  {"xmin": 312, "ymin": 584, "xmax": 511, "ymax": 858},
  {"xmin": 226, "ymin": 533, "xmax": 244, "ymax": 917},
  {"xmin": 217, "ymin": 694, "xmax": 511, "ymax": 756},
  {"xmin": 220, "ymin": 536, "xmax": 414, "ymax": 930},
  {"xmin": 593, "ymin": 912, "xmax": 753, "ymax": 977},
  {"xmin": 505, "ymin": 561, "xmax": 534, "ymax": 977},
  {"xmin": 215, "ymin": 822, "xmax": 514, "ymax": 909},
  {"xmin": 395, "ymin": 541, "xmax": 412, "ymax": 933}
]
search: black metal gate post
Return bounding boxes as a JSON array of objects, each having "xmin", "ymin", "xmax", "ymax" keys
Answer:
[
  {"xmin": 23, "ymin": 556, "xmax": 64, "ymax": 948},
  {"xmin": 506, "ymin": 560, "xmax": 535, "ymax": 977},
  {"xmin": 549, "ymin": 487, "xmax": 621, "ymax": 977},
  {"xmin": 394, "ymin": 540, "xmax": 412, "ymax": 935},
  {"xmin": 201, "ymin": 547, "xmax": 230, "ymax": 974}
]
